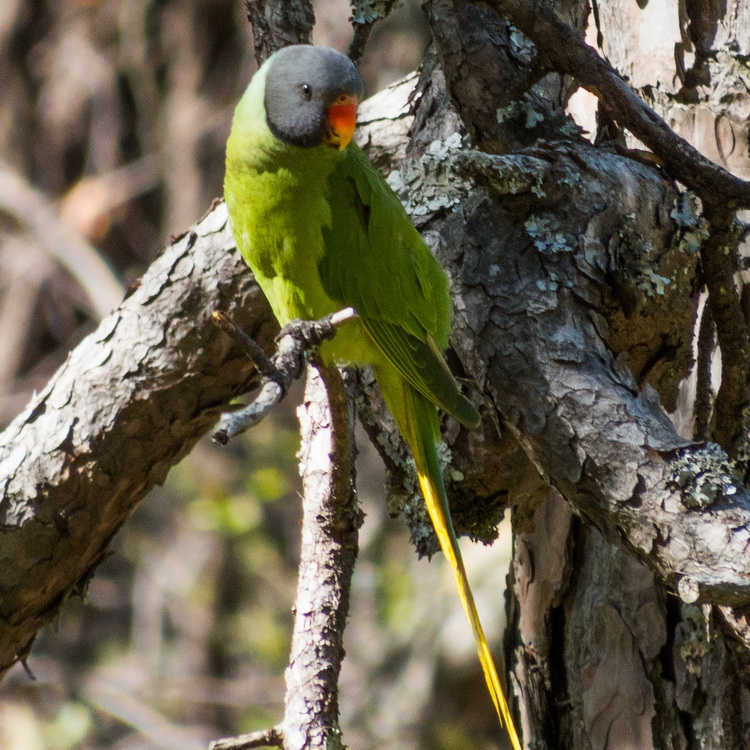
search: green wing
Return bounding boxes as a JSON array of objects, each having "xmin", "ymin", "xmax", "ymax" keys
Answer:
[
  {"xmin": 364, "ymin": 319, "xmax": 480, "ymax": 429},
  {"xmin": 319, "ymin": 146, "xmax": 480, "ymax": 429}
]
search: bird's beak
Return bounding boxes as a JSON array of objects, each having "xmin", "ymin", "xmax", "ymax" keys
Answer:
[{"xmin": 324, "ymin": 94, "xmax": 359, "ymax": 150}]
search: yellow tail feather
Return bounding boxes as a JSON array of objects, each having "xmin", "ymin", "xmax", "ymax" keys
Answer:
[{"xmin": 417, "ymin": 471, "xmax": 523, "ymax": 750}]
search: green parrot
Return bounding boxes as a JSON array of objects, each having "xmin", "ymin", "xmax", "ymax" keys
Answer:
[{"xmin": 225, "ymin": 45, "xmax": 521, "ymax": 749}]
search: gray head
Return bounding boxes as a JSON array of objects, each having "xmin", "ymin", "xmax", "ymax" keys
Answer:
[{"xmin": 264, "ymin": 45, "xmax": 363, "ymax": 149}]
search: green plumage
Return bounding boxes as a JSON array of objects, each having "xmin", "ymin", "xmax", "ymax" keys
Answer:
[
  {"xmin": 224, "ymin": 46, "xmax": 520, "ymax": 749},
  {"xmin": 225, "ymin": 55, "xmax": 479, "ymax": 429}
]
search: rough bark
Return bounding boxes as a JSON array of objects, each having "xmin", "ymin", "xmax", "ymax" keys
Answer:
[
  {"xmin": 410, "ymin": 1, "xmax": 750, "ymax": 747},
  {"xmin": 484, "ymin": 0, "xmax": 750, "ymax": 464},
  {"xmin": 3, "ymin": 2, "xmax": 750, "ymax": 747},
  {"xmin": 368, "ymin": 58, "xmax": 749, "ymax": 606},
  {"xmin": 282, "ymin": 365, "xmax": 360, "ymax": 750},
  {"xmin": 350, "ymin": 42, "xmax": 750, "ymax": 744},
  {"xmin": 210, "ymin": 365, "xmax": 361, "ymax": 750},
  {"xmin": 0, "ymin": 205, "xmax": 276, "ymax": 678},
  {"xmin": 245, "ymin": 0, "xmax": 314, "ymax": 66}
]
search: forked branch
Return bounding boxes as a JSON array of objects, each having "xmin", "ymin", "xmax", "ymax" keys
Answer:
[
  {"xmin": 485, "ymin": 0, "xmax": 750, "ymax": 456},
  {"xmin": 212, "ymin": 307, "xmax": 357, "ymax": 444}
]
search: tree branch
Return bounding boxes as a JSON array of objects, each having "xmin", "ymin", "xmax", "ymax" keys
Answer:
[
  {"xmin": 281, "ymin": 364, "xmax": 360, "ymax": 750},
  {"xmin": 0, "ymin": 203, "xmax": 276, "ymax": 678},
  {"xmin": 477, "ymin": 0, "xmax": 750, "ymax": 464},
  {"xmin": 212, "ymin": 308, "xmax": 357, "ymax": 443},
  {"xmin": 245, "ymin": 0, "xmax": 314, "ymax": 65},
  {"xmin": 210, "ymin": 726, "xmax": 284, "ymax": 750},
  {"xmin": 485, "ymin": 0, "xmax": 750, "ymax": 209},
  {"xmin": 412, "ymin": 1, "xmax": 750, "ymax": 605},
  {"xmin": 410, "ymin": 139, "xmax": 750, "ymax": 606},
  {"xmin": 347, "ymin": 0, "xmax": 400, "ymax": 64},
  {"xmin": 4, "ymin": 69, "xmax": 750, "ymax": 690},
  {"xmin": 388, "ymin": 55, "xmax": 750, "ymax": 606},
  {"xmin": 212, "ymin": 365, "xmax": 361, "ymax": 750}
]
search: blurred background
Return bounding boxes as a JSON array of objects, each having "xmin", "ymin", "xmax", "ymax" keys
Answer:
[{"xmin": 0, "ymin": 2, "xmax": 511, "ymax": 748}]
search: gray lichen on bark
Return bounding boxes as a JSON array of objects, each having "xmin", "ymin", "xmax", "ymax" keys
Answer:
[{"xmin": 376, "ymin": 70, "xmax": 750, "ymax": 608}]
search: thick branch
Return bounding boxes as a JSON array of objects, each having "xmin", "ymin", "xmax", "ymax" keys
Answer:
[
  {"xmin": 209, "ymin": 365, "xmax": 360, "ymax": 750},
  {"xmin": 0, "ymin": 203, "xmax": 277, "ymax": 678},
  {"xmin": 413, "ymin": 142, "xmax": 750, "ymax": 606},
  {"xmin": 412, "ymin": 2, "xmax": 750, "ymax": 605},
  {"xmin": 476, "ymin": 0, "xmax": 750, "ymax": 462},
  {"xmin": 245, "ymin": 0, "xmax": 314, "ymax": 65}
]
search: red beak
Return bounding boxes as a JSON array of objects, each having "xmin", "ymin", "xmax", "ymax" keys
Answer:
[{"xmin": 324, "ymin": 94, "xmax": 359, "ymax": 150}]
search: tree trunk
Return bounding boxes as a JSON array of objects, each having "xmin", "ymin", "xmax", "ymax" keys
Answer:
[{"xmin": 417, "ymin": 1, "xmax": 750, "ymax": 747}]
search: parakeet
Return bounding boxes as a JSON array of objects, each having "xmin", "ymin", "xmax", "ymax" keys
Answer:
[{"xmin": 225, "ymin": 44, "xmax": 521, "ymax": 750}]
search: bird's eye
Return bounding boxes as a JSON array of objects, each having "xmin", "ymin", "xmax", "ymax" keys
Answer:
[{"xmin": 301, "ymin": 83, "xmax": 313, "ymax": 100}]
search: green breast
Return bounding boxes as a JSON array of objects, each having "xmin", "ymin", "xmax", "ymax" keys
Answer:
[{"xmin": 225, "ymin": 143, "xmax": 337, "ymax": 324}]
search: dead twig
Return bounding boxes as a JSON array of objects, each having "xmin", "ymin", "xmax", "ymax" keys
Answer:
[
  {"xmin": 212, "ymin": 308, "xmax": 358, "ymax": 444},
  {"xmin": 210, "ymin": 360, "xmax": 361, "ymax": 750},
  {"xmin": 210, "ymin": 726, "xmax": 284, "ymax": 750}
]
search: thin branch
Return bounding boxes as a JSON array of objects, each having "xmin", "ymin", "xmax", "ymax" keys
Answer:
[
  {"xmin": 212, "ymin": 310, "xmax": 277, "ymax": 378},
  {"xmin": 347, "ymin": 0, "xmax": 400, "ymax": 65},
  {"xmin": 280, "ymin": 364, "xmax": 360, "ymax": 750},
  {"xmin": 210, "ymin": 726, "xmax": 284, "ymax": 750},
  {"xmin": 212, "ymin": 364, "xmax": 361, "ymax": 750},
  {"xmin": 210, "ymin": 345, "xmax": 361, "ymax": 750},
  {"xmin": 486, "ymin": 0, "xmax": 750, "ymax": 210},
  {"xmin": 347, "ymin": 23, "xmax": 374, "ymax": 66},
  {"xmin": 212, "ymin": 308, "xmax": 357, "ymax": 444}
]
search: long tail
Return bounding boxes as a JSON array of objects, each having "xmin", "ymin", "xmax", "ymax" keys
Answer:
[{"xmin": 394, "ymin": 382, "xmax": 522, "ymax": 750}]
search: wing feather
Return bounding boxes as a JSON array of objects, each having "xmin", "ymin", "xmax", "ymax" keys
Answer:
[
  {"xmin": 319, "ymin": 146, "xmax": 479, "ymax": 428},
  {"xmin": 364, "ymin": 319, "xmax": 480, "ymax": 429}
]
